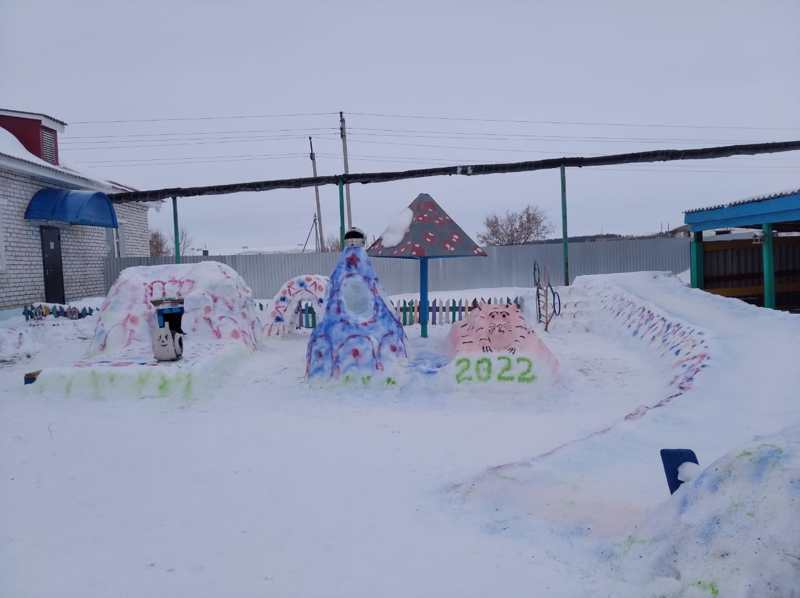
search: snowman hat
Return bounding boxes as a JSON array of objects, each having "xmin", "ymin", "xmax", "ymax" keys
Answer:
[{"xmin": 344, "ymin": 227, "xmax": 366, "ymax": 246}]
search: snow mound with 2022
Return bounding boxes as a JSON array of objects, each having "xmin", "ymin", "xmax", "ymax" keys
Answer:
[
  {"xmin": 610, "ymin": 426, "xmax": 800, "ymax": 598},
  {"xmin": 30, "ymin": 261, "xmax": 261, "ymax": 397}
]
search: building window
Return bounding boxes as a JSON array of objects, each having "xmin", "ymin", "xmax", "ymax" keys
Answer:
[{"xmin": 40, "ymin": 127, "xmax": 58, "ymax": 164}]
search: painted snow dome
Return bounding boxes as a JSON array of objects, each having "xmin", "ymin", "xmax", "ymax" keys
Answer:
[
  {"xmin": 368, "ymin": 193, "xmax": 487, "ymax": 258},
  {"xmin": 306, "ymin": 246, "xmax": 407, "ymax": 381},
  {"xmin": 91, "ymin": 261, "xmax": 260, "ymax": 358}
]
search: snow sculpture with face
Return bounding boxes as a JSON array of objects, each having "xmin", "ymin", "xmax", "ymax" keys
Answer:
[
  {"xmin": 447, "ymin": 303, "xmax": 558, "ymax": 372},
  {"xmin": 306, "ymin": 246, "xmax": 407, "ymax": 381}
]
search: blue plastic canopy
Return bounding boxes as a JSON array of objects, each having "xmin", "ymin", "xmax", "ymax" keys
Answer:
[{"xmin": 25, "ymin": 188, "xmax": 118, "ymax": 228}]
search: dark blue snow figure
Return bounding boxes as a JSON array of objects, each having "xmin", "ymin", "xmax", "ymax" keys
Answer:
[{"xmin": 306, "ymin": 246, "xmax": 407, "ymax": 382}]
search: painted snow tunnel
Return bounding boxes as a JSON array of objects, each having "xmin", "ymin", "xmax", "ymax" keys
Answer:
[
  {"xmin": 368, "ymin": 193, "xmax": 487, "ymax": 337},
  {"xmin": 265, "ymin": 274, "xmax": 329, "ymax": 337},
  {"xmin": 25, "ymin": 188, "xmax": 118, "ymax": 228}
]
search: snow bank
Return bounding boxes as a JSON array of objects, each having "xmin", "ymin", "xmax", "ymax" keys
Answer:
[
  {"xmin": 90, "ymin": 261, "xmax": 260, "ymax": 358},
  {"xmin": 610, "ymin": 426, "xmax": 800, "ymax": 598}
]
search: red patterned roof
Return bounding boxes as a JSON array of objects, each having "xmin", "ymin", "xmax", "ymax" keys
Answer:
[{"xmin": 368, "ymin": 193, "xmax": 487, "ymax": 259}]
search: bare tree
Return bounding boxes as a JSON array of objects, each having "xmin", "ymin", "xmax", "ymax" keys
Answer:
[
  {"xmin": 169, "ymin": 227, "xmax": 193, "ymax": 256},
  {"xmin": 149, "ymin": 230, "xmax": 170, "ymax": 257},
  {"xmin": 478, "ymin": 205, "xmax": 552, "ymax": 246}
]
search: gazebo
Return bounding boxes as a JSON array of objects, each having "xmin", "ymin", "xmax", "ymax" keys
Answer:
[
  {"xmin": 684, "ymin": 188, "xmax": 800, "ymax": 310},
  {"xmin": 368, "ymin": 193, "xmax": 486, "ymax": 337}
]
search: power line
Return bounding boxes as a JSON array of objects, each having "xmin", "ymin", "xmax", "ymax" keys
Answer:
[
  {"xmin": 348, "ymin": 111, "xmax": 800, "ymax": 132},
  {"xmin": 60, "ymin": 134, "xmax": 340, "ymax": 152},
  {"xmin": 61, "ymin": 127, "xmax": 338, "ymax": 141},
  {"xmin": 70, "ymin": 111, "xmax": 338, "ymax": 125},
  {"xmin": 348, "ymin": 128, "xmax": 762, "ymax": 145}
]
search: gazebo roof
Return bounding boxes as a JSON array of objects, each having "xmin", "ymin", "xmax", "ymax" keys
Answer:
[{"xmin": 368, "ymin": 193, "xmax": 486, "ymax": 259}]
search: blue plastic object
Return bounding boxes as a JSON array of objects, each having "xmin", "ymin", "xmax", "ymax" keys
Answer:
[
  {"xmin": 660, "ymin": 448, "xmax": 699, "ymax": 495},
  {"xmin": 155, "ymin": 305, "xmax": 184, "ymax": 334},
  {"xmin": 25, "ymin": 188, "xmax": 118, "ymax": 228}
]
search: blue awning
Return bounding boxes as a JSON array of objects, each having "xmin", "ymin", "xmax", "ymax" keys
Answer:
[
  {"xmin": 684, "ymin": 189, "xmax": 800, "ymax": 232},
  {"xmin": 25, "ymin": 188, "xmax": 118, "ymax": 228}
]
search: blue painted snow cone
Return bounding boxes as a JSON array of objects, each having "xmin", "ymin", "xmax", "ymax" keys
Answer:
[{"xmin": 306, "ymin": 246, "xmax": 407, "ymax": 381}]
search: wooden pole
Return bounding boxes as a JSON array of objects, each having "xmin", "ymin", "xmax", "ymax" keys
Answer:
[
  {"xmin": 339, "ymin": 111, "xmax": 352, "ymax": 228},
  {"xmin": 309, "ymin": 137, "xmax": 324, "ymax": 251}
]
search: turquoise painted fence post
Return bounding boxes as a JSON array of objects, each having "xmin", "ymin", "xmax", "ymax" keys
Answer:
[
  {"xmin": 762, "ymin": 223, "xmax": 776, "ymax": 309},
  {"xmin": 419, "ymin": 257, "xmax": 430, "ymax": 338},
  {"xmin": 690, "ymin": 231, "xmax": 704, "ymax": 289}
]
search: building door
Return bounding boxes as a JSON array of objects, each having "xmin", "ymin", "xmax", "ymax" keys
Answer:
[{"xmin": 40, "ymin": 226, "xmax": 65, "ymax": 304}]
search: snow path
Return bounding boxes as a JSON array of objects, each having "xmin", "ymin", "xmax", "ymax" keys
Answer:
[{"xmin": 2, "ymin": 273, "xmax": 799, "ymax": 597}]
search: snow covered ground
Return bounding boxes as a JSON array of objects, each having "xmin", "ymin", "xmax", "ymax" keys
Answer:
[{"xmin": 1, "ymin": 272, "xmax": 798, "ymax": 597}]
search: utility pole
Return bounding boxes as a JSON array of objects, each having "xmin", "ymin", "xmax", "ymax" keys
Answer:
[
  {"xmin": 339, "ymin": 111, "xmax": 352, "ymax": 228},
  {"xmin": 309, "ymin": 137, "xmax": 324, "ymax": 251}
]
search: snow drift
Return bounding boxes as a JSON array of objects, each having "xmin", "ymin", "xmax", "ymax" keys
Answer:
[{"xmin": 610, "ymin": 426, "xmax": 800, "ymax": 598}]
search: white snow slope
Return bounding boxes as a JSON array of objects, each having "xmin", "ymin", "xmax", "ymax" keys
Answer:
[{"xmin": 1, "ymin": 271, "xmax": 798, "ymax": 598}]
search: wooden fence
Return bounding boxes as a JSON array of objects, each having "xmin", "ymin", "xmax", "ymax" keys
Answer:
[
  {"xmin": 389, "ymin": 296, "xmax": 522, "ymax": 327},
  {"xmin": 256, "ymin": 296, "xmax": 522, "ymax": 331}
]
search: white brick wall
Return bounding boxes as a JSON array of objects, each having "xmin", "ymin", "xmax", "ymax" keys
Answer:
[
  {"xmin": 115, "ymin": 202, "xmax": 150, "ymax": 257},
  {"xmin": 0, "ymin": 167, "xmax": 149, "ymax": 308}
]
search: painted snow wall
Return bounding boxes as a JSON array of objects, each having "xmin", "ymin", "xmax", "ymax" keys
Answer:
[
  {"xmin": 575, "ymin": 275, "xmax": 711, "ymax": 419},
  {"xmin": 265, "ymin": 274, "xmax": 328, "ymax": 337},
  {"xmin": 306, "ymin": 246, "xmax": 407, "ymax": 381},
  {"xmin": 91, "ymin": 261, "xmax": 260, "ymax": 357},
  {"xmin": 446, "ymin": 302, "xmax": 558, "ymax": 372}
]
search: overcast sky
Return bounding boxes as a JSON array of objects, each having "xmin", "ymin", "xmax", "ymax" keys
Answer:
[{"xmin": 2, "ymin": 0, "xmax": 799, "ymax": 253}]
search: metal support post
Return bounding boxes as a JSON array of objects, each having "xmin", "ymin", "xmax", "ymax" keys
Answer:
[
  {"xmin": 338, "ymin": 178, "xmax": 345, "ymax": 249},
  {"xmin": 419, "ymin": 257, "xmax": 429, "ymax": 338},
  {"xmin": 762, "ymin": 223, "xmax": 775, "ymax": 308},
  {"xmin": 171, "ymin": 196, "xmax": 181, "ymax": 264},
  {"xmin": 690, "ymin": 231, "xmax": 704, "ymax": 289},
  {"xmin": 560, "ymin": 166, "xmax": 569, "ymax": 285}
]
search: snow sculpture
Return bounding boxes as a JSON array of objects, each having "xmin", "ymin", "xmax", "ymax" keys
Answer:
[
  {"xmin": 446, "ymin": 302, "xmax": 558, "ymax": 383},
  {"xmin": 265, "ymin": 274, "xmax": 328, "ymax": 337},
  {"xmin": 91, "ymin": 261, "xmax": 260, "ymax": 358},
  {"xmin": 306, "ymin": 246, "xmax": 407, "ymax": 381}
]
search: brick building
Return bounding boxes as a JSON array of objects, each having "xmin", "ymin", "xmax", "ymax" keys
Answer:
[{"xmin": 0, "ymin": 108, "xmax": 150, "ymax": 309}]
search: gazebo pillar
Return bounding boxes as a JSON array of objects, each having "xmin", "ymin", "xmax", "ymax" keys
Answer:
[
  {"xmin": 690, "ymin": 231, "xmax": 704, "ymax": 289},
  {"xmin": 419, "ymin": 257, "xmax": 429, "ymax": 338},
  {"xmin": 762, "ymin": 223, "xmax": 776, "ymax": 309}
]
